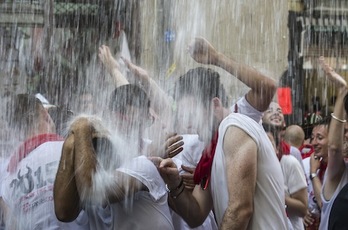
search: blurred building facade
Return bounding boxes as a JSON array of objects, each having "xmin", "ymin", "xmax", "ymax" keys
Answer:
[{"xmin": 0, "ymin": 0, "xmax": 346, "ymax": 125}]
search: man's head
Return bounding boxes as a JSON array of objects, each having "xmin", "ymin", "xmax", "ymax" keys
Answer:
[
  {"xmin": 109, "ymin": 84, "xmax": 152, "ymax": 135},
  {"xmin": 284, "ymin": 125, "xmax": 305, "ymax": 149},
  {"xmin": 310, "ymin": 116, "xmax": 331, "ymax": 162},
  {"xmin": 173, "ymin": 67, "xmax": 228, "ymax": 142},
  {"xmin": 262, "ymin": 102, "xmax": 285, "ymax": 129},
  {"xmin": 76, "ymin": 90, "xmax": 96, "ymax": 114},
  {"xmin": 9, "ymin": 94, "xmax": 56, "ymax": 138}
]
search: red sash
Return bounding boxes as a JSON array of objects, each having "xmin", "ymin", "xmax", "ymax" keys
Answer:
[
  {"xmin": 193, "ymin": 131, "xmax": 219, "ymax": 189},
  {"xmin": 7, "ymin": 133, "xmax": 63, "ymax": 173}
]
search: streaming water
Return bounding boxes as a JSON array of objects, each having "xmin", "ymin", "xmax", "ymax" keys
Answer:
[{"xmin": 0, "ymin": 0, "xmax": 346, "ymax": 229}]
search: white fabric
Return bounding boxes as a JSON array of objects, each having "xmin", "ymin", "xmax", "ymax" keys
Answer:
[
  {"xmin": 230, "ymin": 96, "xmax": 263, "ymax": 123},
  {"xmin": 89, "ymin": 155, "xmax": 174, "ymax": 230},
  {"xmin": 174, "ymin": 134, "xmax": 204, "ymax": 168},
  {"xmin": 319, "ymin": 164, "xmax": 348, "ymax": 230},
  {"xmin": 290, "ymin": 146, "xmax": 305, "ymax": 172},
  {"xmin": 172, "ymin": 135, "xmax": 218, "ymax": 230},
  {"xmin": 0, "ymin": 157, "xmax": 9, "ymax": 197},
  {"xmin": 2, "ymin": 141, "xmax": 89, "ymax": 230},
  {"xmin": 211, "ymin": 113, "xmax": 288, "ymax": 229},
  {"xmin": 302, "ymin": 157, "xmax": 321, "ymax": 215},
  {"xmin": 281, "ymin": 155, "xmax": 307, "ymax": 230}
]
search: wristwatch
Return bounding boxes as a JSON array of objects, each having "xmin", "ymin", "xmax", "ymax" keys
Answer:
[{"xmin": 310, "ymin": 172, "xmax": 318, "ymax": 180}]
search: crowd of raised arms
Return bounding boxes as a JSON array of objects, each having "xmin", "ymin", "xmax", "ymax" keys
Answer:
[{"xmin": 1, "ymin": 37, "xmax": 348, "ymax": 230}]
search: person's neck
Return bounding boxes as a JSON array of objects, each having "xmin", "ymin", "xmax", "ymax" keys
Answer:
[{"xmin": 220, "ymin": 107, "xmax": 231, "ymax": 122}]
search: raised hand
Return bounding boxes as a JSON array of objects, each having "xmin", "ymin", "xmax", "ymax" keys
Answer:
[
  {"xmin": 188, "ymin": 37, "xmax": 219, "ymax": 65},
  {"xmin": 98, "ymin": 45, "xmax": 129, "ymax": 87},
  {"xmin": 319, "ymin": 56, "xmax": 347, "ymax": 89},
  {"xmin": 99, "ymin": 45, "xmax": 119, "ymax": 73},
  {"xmin": 148, "ymin": 157, "xmax": 182, "ymax": 189},
  {"xmin": 164, "ymin": 133, "xmax": 184, "ymax": 158}
]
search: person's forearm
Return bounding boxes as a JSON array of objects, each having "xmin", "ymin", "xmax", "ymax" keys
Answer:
[
  {"xmin": 54, "ymin": 136, "xmax": 81, "ymax": 222},
  {"xmin": 215, "ymin": 53, "xmax": 276, "ymax": 93},
  {"xmin": 110, "ymin": 68, "xmax": 129, "ymax": 87},
  {"xmin": 311, "ymin": 177, "xmax": 323, "ymax": 209},
  {"xmin": 328, "ymin": 87, "xmax": 347, "ymax": 165},
  {"xmin": 168, "ymin": 186, "xmax": 211, "ymax": 228},
  {"xmin": 148, "ymin": 78, "xmax": 173, "ymax": 117},
  {"xmin": 220, "ymin": 204, "xmax": 252, "ymax": 230},
  {"xmin": 285, "ymin": 195, "xmax": 307, "ymax": 217},
  {"xmin": 73, "ymin": 120, "xmax": 98, "ymax": 203},
  {"xmin": 214, "ymin": 52, "xmax": 277, "ymax": 111}
]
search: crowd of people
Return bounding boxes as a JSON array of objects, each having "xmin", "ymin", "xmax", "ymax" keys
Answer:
[{"xmin": 0, "ymin": 36, "xmax": 347, "ymax": 230}]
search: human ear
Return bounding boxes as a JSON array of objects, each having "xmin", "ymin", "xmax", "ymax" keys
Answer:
[{"xmin": 212, "ymin": 97, "xmax": 222, "ymax": 117}]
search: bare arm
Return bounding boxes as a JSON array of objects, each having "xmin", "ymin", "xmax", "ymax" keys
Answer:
[
  {"xmin": 72, "ymin": 117, "xmax": 146, "ymax": 205},
  {"xmin": 99, "ymin": 45, "xmax": 129, "ymax": 88},
  {"xmin": 153, "ymin": 157, "xmax": 213, "ymax": 228},
  {"xmin": 285, "ymin": 188, "xmax": 308, "ymax": 217},
  {"xmin": 320, "ymin": 56, "xmax": 348, "ymax": 200},
  {"xmin": 122, "ymin": 58, "xmax": 173, "ymax": 118},
  {"xmin": 189, "ymin": 37, "xmax": 277, "ymax": 112},
  {"xmin": 54, "ymin": 133, "xmax": 81, "ymax": 222},
  {"xmin": 220, "ymin": 126, "xmax": 257, "ymax": 230},
  {"xmin": 309, "ymin": 153, "xmax": 323, "ymax": 209}
]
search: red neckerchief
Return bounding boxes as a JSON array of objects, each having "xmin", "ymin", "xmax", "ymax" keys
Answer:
[
  {"xmin": 7, "ymin": 133, "xmax": 63, "ymax": 173},
  {"xmin": 193, "ymin": 131, "xmax": 219, "ymax": 189},
  {"xmin": 299, "ymin": 144, "xmax": 315, "ymax": 159},
  {"xmin": 278, "ymin": 140, "xmax": 290, "ymax": 161}
]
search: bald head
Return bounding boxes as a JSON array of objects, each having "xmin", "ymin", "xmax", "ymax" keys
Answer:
[{"xmin": 284, "ymin": 125, "xmax": 305, "ymax": 149}]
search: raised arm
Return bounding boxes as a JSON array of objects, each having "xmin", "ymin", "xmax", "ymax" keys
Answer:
[
  {"xmin": 54, "ymin": 132, "xmax": 81, "ymax": 222},
  {"xmin": 122, "ymin": 58, "xmax": 173, "ymax": 118},
  {"xmin": 319, "ymin": 56, "xmax": 348, "ymax": 201},
  {"xmin": 71, "ymin": 117, "xmax": 145, "ymax": 205},
  {"xmin": 98, "ymin": 45, "xmax": 129, "ymax": 88},
  {"xmin": 220, "ymin": 126, "xmax": 257, "ymax": 229},
  {"xmin": 188, "ymin": 37, "xmax": 277, "ymax": 112}
]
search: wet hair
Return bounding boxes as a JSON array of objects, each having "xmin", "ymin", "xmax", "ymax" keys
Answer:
[
  {"xmin": 173, "ymin": 67, "xmax": 228, "ymax": 108},
  {"xmin": 312, "ymin": 115, "xmax": 331, "ymax": 131},
  {"xmin": 109, "ymin": 84, "xmax": 150, "ymax": 115},
  {"xmin": 8, "ymin": 94, "xmax": 44, "ymax": 131},
  {"xmin": 47, "ymin": 106, "xmax": 74, "ymax": 136}
]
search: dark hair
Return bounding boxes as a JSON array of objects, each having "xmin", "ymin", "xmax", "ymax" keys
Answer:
[
  {"xmin": 313, "ymin": 115, "xmax": 331, "ymax": 130},
  {"xmin": 8, "ymin": 94, "xmax": 44, "ymax": 131},
  {"xmin": 47, "ymin": 106, "xmax": 74, "ymax": 136},
  {"xmin": 344, "ymin": 93, "xmax": 348, "ymax": 115},
  {"xmin": 173, "ymin": 67, "xmax": 228, "ymax": 108},
  {"xmin": 262, "ymin": 123, "xmax": 280, "ymax": 147},
  {"xmin": 109, "ymin": 84, "xmax": 150, "ymax": 115}
]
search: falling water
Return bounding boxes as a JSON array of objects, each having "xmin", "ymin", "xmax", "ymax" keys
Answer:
[{"xmin": 1, "ymin": 0, "xmax": 347, "ymax": 229}]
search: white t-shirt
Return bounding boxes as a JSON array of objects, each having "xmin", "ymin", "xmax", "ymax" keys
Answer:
[
  {"xmin": 290, "ymin": 146, "xmax": 305, "ymax": 172},
  {"xmin": 211, "ymin": 113, "xmax": 287, "ymax": 229},
  {"xmin": 2, "ymin": 141, "xmax": 89, "ymax": 230},
  {"xmin": 281, "ymin": 155, "xmax": 307, "ymax": 230},
  {"xmin": 88, "ymin": 156, "xmax": 174, "ymax": 230},
  {"xmin": 230, "ymin": 96, "xmax": 263, "ymax": 123},
  {"xmin": 319, "ymin": 164, "xmax": 348, "ymax": 230}
]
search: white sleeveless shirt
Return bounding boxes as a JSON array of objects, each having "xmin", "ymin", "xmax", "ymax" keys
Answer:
[{"xmin": 211, "ymin": 113, "xmax": 288, "ymax": 229}]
